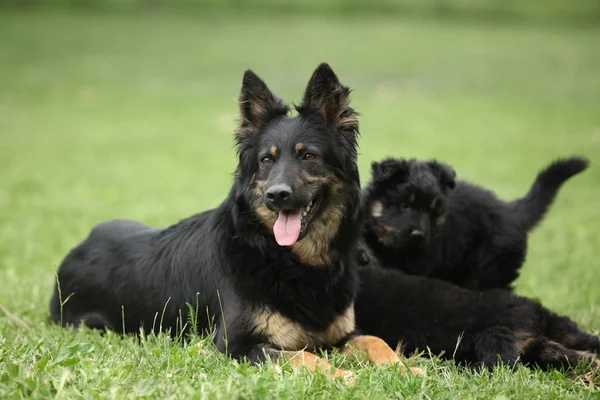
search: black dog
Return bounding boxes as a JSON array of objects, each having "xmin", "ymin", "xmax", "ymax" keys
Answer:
[
  {"xmin": 50, "ymin": 64, "xmax": 418, "ymax": 380},
  {"xmin": 361, "ymin": 156, "xmax": 589, "ymax": 290},
  {"xmin": 355, "ymin": 256, "xmax": 600, "ymax": 370}
]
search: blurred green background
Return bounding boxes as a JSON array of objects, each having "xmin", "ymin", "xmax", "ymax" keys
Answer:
[
  {"xmin": 3, "ymin": 0, "xmax": 600, "ymax": 23},
  {"xmin": 1, "ymin": 1, "xmax": 600, "ymax": 397}
]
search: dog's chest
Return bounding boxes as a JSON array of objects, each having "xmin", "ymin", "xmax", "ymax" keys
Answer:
[{"xmin": 252, "ymin": 305, "xmax": 355, "ymax": 351}]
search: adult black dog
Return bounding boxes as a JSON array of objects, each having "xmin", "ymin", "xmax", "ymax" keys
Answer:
[
  {"xmin": 355, "ymin": 251, "xmax": 600, "ymax": 370},
  {"xmin": 49, "ymin": 64, "xmax": 420, "ymax": 381},
  {"xmin": 361, "ymin": 156, "xmax": 589, "ymax": 290}
]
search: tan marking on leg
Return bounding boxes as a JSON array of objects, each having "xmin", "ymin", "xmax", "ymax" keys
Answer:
[
  {"xmin": 515, "ymin": 332, "xmax": 536, "ymax": 354},
  {"xmin": 430, "ymin": 198, "xmax": 437, "ymax": 209},
  {"xmin": 342, "ymin": 335, "xmax": 425, "ymax": 375},
  {"xmin": 409, "ymin": 192, "xmax": 415, "ymax": 203},
  {"xmin": 281, "ymin": 350, "xmax": 355, "ymax": 384},
  {"xmin": 575, "ymin": 350, "xmax": 600, "ymax": 367}
]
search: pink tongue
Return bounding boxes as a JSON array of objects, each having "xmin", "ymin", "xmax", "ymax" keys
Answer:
[{"xmin": 273, "ymin": 209, "xmax": 302, "ymax": 246}]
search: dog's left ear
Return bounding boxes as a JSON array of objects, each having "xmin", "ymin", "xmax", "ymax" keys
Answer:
[
  {"xmin": 427, "ymin": 160, "xmax": 456, "ymax": 192},
  {"xmin": 297, "ymin": 63, "xmax": 359, "ymax": 141}
]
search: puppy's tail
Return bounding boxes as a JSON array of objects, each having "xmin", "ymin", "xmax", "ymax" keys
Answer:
[{"xmin": 511, "ymin": 157, "xmax": 589, "ymax": 231}]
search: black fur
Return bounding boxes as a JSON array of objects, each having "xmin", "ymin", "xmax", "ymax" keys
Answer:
[
  {"xmin": 362, "ymin": 157, "xmax": 589, "ymax": 290},
  {"xmin": 49, "ymin": 63, "xmax": 363, "ymax": 364},
  {"xmin": 355, "ymin": 256, "xmax": 600, "ymax": 370}
]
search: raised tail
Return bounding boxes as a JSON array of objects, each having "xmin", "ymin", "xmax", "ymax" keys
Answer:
[{"xmin": 511, "ymin": 157, "xmax": 589, "ymax": 231}]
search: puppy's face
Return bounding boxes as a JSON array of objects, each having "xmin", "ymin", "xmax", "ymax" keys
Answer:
[{"xmin": 365, "ymin": 158, "xmax": 456, "ymax": 253}]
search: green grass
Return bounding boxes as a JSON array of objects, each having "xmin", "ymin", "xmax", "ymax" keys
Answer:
[{"xmin": 1, "ymin": 10, "xmax": 600, "ymax": 399}]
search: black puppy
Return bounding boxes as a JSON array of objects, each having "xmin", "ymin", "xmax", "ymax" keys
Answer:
[
  {"xmin": 355, "ymin": 254, "xmax": 600, "ymax": 370},
  {"xmin": 50, "ymin": 64, "xmax": 419, "ymax": 381},
  {"xmin": 362, "ymin": 156, "xmax": 589, "ymax": 290}
]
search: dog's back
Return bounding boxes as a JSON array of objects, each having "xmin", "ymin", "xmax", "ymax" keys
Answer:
[{"xmin": 49, "ymin": 211, "xmax": 222, "ymax": 334}]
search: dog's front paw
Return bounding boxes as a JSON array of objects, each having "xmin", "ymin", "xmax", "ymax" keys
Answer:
[
  {"xmin": 403, "ymin": 366, "xmax": 425, "ymax": 376},
  {"xmin": 332, "ymin": 368, "xmax": 357, "ymax": 386}
]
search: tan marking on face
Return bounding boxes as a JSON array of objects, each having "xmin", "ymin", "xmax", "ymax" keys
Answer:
[
  {"xmin": 295, "ymin": 142, "xmax": 304, "ymax": 152},
  {"xmin": 298, "ymin": 171, "xmax": 330, "ymax": 186},
  {"xmin": 410, "ymin": 192, "xmax": 415, "ymax": 203},
  {"xmin": 290, "ymin": 181, "xmax": 345, "ymax": 266},
  {"xmin": 254, "ymin": 205, "xmax": 277, "ymax": 229},
  {"xmin": 250, "ymin": 178, "xmax": 276, "ymax": 229},
  {"xmin": 296, "ymin": 173, "xmax": 330, "ymax": 192},
  {"xmin": 269, "ymin": 146, "xmax": 278, "ymax": 158},
  {"xmin": 373, "ymin": 223, "xmax": 399, "ymax": 247},
  {"xmin": 255, "ymin": 179, "xmax": 267, "ymax": 190},
  {"xmin": 371, "ymin": 201, "xmax": 383, "ymax": 218},
  {"xmin": 381, "ymin": 224, "xmax": 395, "ymax": 232},
  {"xmin": 253, "ymin": 305, "xmax": 355, "ymax": 351}
]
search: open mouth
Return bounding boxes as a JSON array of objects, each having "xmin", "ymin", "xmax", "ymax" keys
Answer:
[{"xmin": 273, "ymin": 194, "xmax": 323, "ymax": 246}]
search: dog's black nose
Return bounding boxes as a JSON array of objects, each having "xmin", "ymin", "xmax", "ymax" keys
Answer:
[{"xmin": 266, "ymin": 184, "xmax": 292, "ymax": 208}]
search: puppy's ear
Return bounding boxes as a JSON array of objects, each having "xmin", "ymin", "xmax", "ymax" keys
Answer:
[
  {"xmin": 297, "ymin": 63, "xmax": 359, "ymax": 141},
  {"xmin": 427, "ymin": 160, "xmax": 456, "ymax": 192},
  {"xmin": 235, "ymin": 70, "xmax": 288, "ymax": 143},
  {"xmin": 371, "ymin": 158, "xmax": 409, "ymax": 184}
]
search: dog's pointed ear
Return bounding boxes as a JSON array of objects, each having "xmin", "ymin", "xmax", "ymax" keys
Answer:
[
  {"xmin": 297, "ymin": 63, "xmax": 359, "ymax": 139},
  {"xmin": 235, "ymin": 70, "xmax": 288, "ymax": 142},
  {"xmin": 427, "ymin": 160, "xmax": 456, "ymax": 191},
  {"xmin": 371, "ymin": 158, "xmax": 409, "ymax": 184}
]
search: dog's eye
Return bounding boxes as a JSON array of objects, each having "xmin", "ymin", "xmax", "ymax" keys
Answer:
[
  {"xmin": 261, "ymin": 156, "xmax": 273, "ymax": 165},
  {"xmin": 303, "ymin": 153, "xmax": 316, "ymax": 161}
]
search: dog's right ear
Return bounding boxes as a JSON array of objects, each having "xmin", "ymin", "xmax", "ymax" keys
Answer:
[
  {"xmin": 371, "ymin": 158, "xmax": 409, "ymax": 184},
  {"xmin": 235, "ymin": 70, "xmax": 288, "ymax": 143},
  {"xmin": 427, "ymin": 160, "xmax": 456, "ymax": 192}
]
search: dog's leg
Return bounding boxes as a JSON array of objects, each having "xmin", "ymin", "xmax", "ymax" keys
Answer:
[
  {"xmin": 75, "ymin": 312, "xmax": 115, "ymax": 331},
  {"xmin": 544, "ymin": 313, "xmax": 600, "ymax": 354},
  {"xmin": 225, "ymin": 340, "xmax": 356, "ymax": 384},
  {"xmin": 341, "ymin": 335, "xmax": 424, "ymax": 375},
  {"xmin": 520, "ymin": 336, "xmax": 600, "ymax": 370},
  {"xmin": 472, "ymin": 326, "xmax": 519, "ymax": 370},
  {"xmin": 279, "ymin": 350, "xmax": 356, "ymax": 384}
]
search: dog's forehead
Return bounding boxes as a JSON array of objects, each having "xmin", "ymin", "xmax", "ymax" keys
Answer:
[
  {"xmin": 408, "ymin": 163, "xmax": 440, "ymax": 197},
  {"xmin": 261, "ymin": 116, "xmax": 330, "ymax": 149}
]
